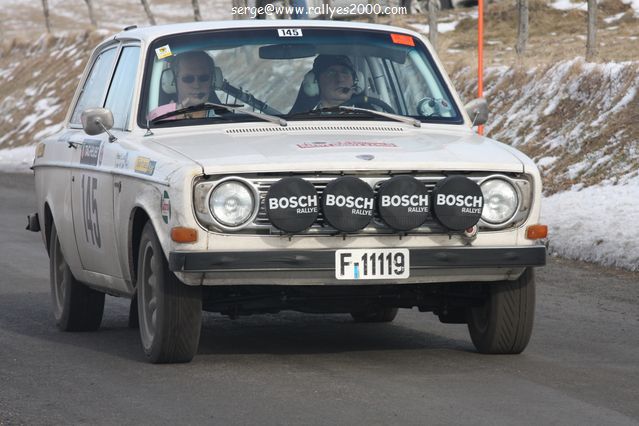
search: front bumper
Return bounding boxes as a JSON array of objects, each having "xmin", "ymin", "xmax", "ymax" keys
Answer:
[{"xmin": 169, "ymin": 246, "xmax": 546, "ymax": 273}]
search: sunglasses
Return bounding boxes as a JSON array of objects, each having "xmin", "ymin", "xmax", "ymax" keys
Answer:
[{"xmin": 180, "ymin": 74, "xmax": 211, "ymax": 84}]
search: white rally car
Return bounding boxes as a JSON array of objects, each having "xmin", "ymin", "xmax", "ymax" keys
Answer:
[{"xmin": 29, "ymin": 20, "xmax": 546, "ymax": 363}]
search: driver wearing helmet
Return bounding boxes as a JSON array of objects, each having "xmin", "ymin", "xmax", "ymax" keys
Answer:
[{"xmin": 312, "ymin": 54, "xmax": 358, "ymax": 108}]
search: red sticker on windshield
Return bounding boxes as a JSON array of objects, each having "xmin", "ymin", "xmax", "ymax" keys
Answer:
[{"xmin": 391, "ymin": 34, "xmax": 415, "ymax": 46}]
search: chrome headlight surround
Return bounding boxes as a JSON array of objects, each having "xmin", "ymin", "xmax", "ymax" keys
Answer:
[
  {"xmin": 194, "ymin": 177, "xmax": 259, "ymax": 232},
  {"xmin": 478, "ymin": 176, "xmax": 522, "ymax": 229}
]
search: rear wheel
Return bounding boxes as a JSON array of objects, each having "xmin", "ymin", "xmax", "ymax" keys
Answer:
[
  {"xmin": 49, "ymin": 223, "xmax": 104, "ymax": 331},
  {"xmin": 467, "ymin": 268, "xmax": 535, "ymax": 354},
  {"xmin": 137, "ymin": 222, "xmax": 202, "ymax": 363},
  {"xmin": 351, "ymin": 307, "xmax": 398, "ymax": 323}
]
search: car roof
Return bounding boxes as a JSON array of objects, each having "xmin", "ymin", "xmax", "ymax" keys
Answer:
[{"xmin": 107, "ymin": 19, "xmax": 422, "ymax": 46}]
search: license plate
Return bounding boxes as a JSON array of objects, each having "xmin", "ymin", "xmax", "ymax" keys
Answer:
[{"xmin": 335, "ymin": 249, "xmax": 409, "ymax": 280}]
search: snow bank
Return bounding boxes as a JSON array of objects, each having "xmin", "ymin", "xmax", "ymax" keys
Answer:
[
  {"xmin": 550, "ymin": 0, "xmax": 587, "ymax": 11},
  {"xmin": 542, "ymin": 177, "xmax": 639, "ymax": 271},
  {"xmin": 0, "ymin": 146, "xmax": 35, "ymax": 173}
]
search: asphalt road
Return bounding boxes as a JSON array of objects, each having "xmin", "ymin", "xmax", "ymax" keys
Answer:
[{"xmin": 1, "ymin": 172, "xmax": 638, "ymax": 425}]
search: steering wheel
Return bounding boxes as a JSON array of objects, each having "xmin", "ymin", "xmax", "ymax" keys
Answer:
[{"xmin": 349, "ymin": 94, "xmax": 396, "ymax": 114}]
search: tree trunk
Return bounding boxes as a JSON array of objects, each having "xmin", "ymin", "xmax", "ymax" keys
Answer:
[
  {"xmin": 41, "ymin": 0, "xmax": 52, "ymax": 33},
  {"xmin": 140, "ymin": 0, "xmax": 156, "ymax": 25},
  {"xmin": 192, "ymin": 0, "xmax": 202, "ymax": 21},
  {"xmin": 516, "ymin": 0, "xmax": 528, "ymax": 55},
  {"xmin": 586, "ymin": 0, "xmax": 597, "ymax": 61},
  {"xmin": 322, "ymin": 0, "xmax": 331, "ymax": 20},
  {"xmin": 428, "ymin": 0, "xmax": 438, "ymax": 49},
  {"xmin": 402, "ymin": 0, "xmax": 412, "ymax": 15},
  {"xmin": 232, "ymin": 0, "xmax": 245, "ymax": 19},
  {"xmin": 84, "ymin": 0, "xmax": 97, "ymax": 27}
]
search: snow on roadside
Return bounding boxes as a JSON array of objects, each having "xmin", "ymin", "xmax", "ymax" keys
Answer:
[
  {"xmin": 0, "ymin": 146, "xmax": 35, "ymax": 173},
  {"xmin": 409, "ymin": 21, "xmax": 459, "ymax": 34},
  {"xmin": 541, "ymin": 176, "xmax": 639, "ymax": 271},
  {"xmin": 550, "ymin": 0, "xmax": 587, "ymax": 11}
]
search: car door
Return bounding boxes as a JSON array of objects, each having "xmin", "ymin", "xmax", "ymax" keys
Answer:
[{"xmin": 69, "ymin": 45, "xmax": 122, "ymax": 278}]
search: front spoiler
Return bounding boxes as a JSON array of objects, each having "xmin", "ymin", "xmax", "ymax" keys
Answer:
[{"xmin": 169, "ymin": 246, "xmax": 546, "ymax": 273}]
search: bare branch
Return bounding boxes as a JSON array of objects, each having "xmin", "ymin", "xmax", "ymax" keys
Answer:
[
  {"xmin": 192, "ymin": 0, "xmax": 202, "ymax": 21},
  {"xmin": 84, "ymin": 0, "xmax": 97, "ymax": 27},
  {"xmin": 586, "ymin": 0, "xmax": 597, "ymax": 61},
  {"xmin": 41, "ymin": 0, "xmax": 52, "ymax": 33},
  {"xmin": 428, "ymin": 0, "xmax": 439, "ymax": 50},
  {"xmin": 516, "ymin": 0, "xmax": 529, "ymax": 55},
  {"xmin": 140, "ymin": 0, "xmax": 156, "ymax": 25}
]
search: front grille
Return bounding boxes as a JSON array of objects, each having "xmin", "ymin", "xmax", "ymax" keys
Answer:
[
  {"xmin": 251, "ymin": 175, "xmax": 448, "ymax": 235},
  {"xmin": 194, "ymin": 172, "xmax": 532, "ymax": 235}
]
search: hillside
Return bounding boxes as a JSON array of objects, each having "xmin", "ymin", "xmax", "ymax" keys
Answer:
[{"xmin": 1, "ymin": 0, "xmax": 637, "ymax": 192}]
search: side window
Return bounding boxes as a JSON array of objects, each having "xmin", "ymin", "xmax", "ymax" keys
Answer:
[
  {"xmin": 105, "ymin": 46, "xmax": 141, "ymax": 130},
  {"xmin": 70, "ymin": 48, "xmax": 117, "ymax": 124}
]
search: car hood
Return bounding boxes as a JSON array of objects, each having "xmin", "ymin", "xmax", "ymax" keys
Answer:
[{"xmin": 150, "ymin": 124, "xmax": 524, "ymax": 174}]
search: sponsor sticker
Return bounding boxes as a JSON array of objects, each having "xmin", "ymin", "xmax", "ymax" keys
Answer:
[
  {"xmin": 80, "ymin": 139, "xmax": 103, "ymax": 166},
  {"xmin": 35, "ymin": 143, "xmax": 45, "ymax": 158},
  {"xmin": 134, "ymin": 156, "xmax": 156, "ymax": 176},
  {"xmin": 114, "ymin": 151, "xmax": 129, "ymax": 169},
  {"xmin": 161, "ymin": 191, "xmax": 171, "ymax": 224},
  {"xmin": 297, "ymin": 141, "xmax": 398, "ymax": 149},
  {"xmin": 278, "ymin": 28, "xmax": 303, "ymax": 37},
  {"xmin": 155, "ymin": 45, "xmax": 173, "ymax": 59}
]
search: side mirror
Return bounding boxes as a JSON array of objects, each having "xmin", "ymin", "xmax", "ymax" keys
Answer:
[
  {"xmin": 464, "ymin": 98, "xmax": 488, "ymax": 126},
  {"xmin": 81, "ymin": 108, "xmax": 114, "ymax": 136}
]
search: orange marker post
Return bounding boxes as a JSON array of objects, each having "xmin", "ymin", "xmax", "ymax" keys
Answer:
[{"xmin": 478, "ymin": 0, "xmax": 484, "ymax": 135}]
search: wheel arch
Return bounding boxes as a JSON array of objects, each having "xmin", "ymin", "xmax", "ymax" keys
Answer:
[
  {"xmin": 129, "ymin": 207, "xmax": 151, "ymax": 289},
  {"xmin": 44, "ymin": 202, "xmax": 54, "ymax": 256}
]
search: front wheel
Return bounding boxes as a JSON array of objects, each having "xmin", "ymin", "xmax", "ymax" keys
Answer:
[
  {"xmin": 49, "ymin": 223, "xmax": 105, "ymax": 331},
  {"xmin": 137, "ymin": 222, "xmax": 202, "ymax": 363},
  {"xmin": 467, "ymin": 268, "xmax": 535, "ymax": 354}
]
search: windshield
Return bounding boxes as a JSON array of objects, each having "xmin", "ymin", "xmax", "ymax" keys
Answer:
[{"xmin": 139, "ymin": 27, "xmax": 462, "ymax": 127}]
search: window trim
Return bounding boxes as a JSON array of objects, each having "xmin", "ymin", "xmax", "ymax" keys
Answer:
[
  {"xmin": 103, "ymin": 42, "xmax": 142, "ymax": 131},
  {"xmin": 68, "ymin": 43, "xmax": 121, "ymax": 129}
]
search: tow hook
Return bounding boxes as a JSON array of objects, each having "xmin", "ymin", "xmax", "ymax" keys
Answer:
[{"xmin": 26, "ymin": 213, "xmax": 40, "ymax": 232}]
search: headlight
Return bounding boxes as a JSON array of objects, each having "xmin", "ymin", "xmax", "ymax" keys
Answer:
[
  {"xmin": 480, "ymin": 179, "xmax": 518, "ymax": 224},
  {"xmin": 208, "ymin": 180, "xmax": 256, "ymax": 228}
]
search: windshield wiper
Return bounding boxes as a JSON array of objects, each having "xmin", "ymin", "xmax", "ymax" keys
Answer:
[
  {"xmin": 288, "ymin": 105, "xmax": 420, "ymax": 128},
  {"xmin": 149, "ymin": 102, "xmax": 287, "ymax": 126},
  {"xmin": 338, "ymin": 106, "xmax": 421, "ymax": 128}
]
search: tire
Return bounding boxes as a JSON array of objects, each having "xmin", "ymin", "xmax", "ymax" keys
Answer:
[
  {"xmin": 49, "ymin": 223, "xmax": 105, "ymax": 331},
  {"xmin": 467, "ymin": 268, "xmax": 535, "ymax": 354},
  {"xmin": 137, "ymin": 222, "xmax": 202, "ymax": 363},
  {"xmin": 351, "ymin": 307, "xmax": 398, "ymax": 323}
]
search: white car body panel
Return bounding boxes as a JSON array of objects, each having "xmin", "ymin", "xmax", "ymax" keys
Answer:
[{"xmin": 148, "ymin": 123, "xmax": 524, "ymax": 175}]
